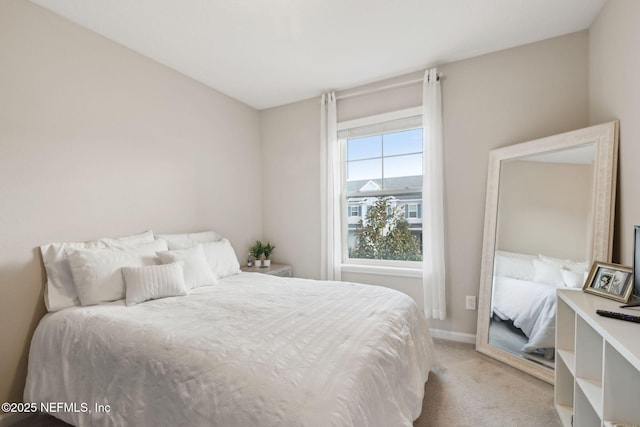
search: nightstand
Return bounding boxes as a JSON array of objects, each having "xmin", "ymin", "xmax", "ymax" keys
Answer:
[{"xmin": 240, "ymin": 263, "xmax": 292, "ymax": 277}]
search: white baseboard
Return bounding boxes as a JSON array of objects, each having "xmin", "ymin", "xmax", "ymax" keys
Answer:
[
  {"xmin": 430, "ymin": 328, "xmax": 476, "ymax": 344},
  {"xmin": 0, "ymin": 412, "xmax": 35, "ymax": 427}
]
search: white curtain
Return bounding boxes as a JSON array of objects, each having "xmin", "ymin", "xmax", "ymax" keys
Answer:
[
  {"xmin": 422, "ymin": 68, "xmax": 446, "ymax": 320},
  {"xmin": 320, "ymin": 92, "xmax": 341, "ymax": 281}
]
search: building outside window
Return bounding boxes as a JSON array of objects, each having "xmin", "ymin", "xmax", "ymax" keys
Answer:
[{"xmin": 338, "ymin": 108, "xmax": 423, "ymax": 264}]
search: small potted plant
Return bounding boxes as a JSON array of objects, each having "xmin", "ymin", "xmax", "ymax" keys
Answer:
[
  {"xmin": 249, "ymin": 240, "xmax": 264, "ymax": 268},
  {"xmin": 262, "ymin": 242, "xmax": 275, "ymax": 268}
]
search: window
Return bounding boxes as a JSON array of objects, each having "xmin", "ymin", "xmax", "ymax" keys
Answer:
[
  {"xmin": 406, "ymin": 203, "xmax": 420, "ymax": 219},
  {"xmin": 338, "ymin": 108, "xmax": 423, "ymax": 264}
]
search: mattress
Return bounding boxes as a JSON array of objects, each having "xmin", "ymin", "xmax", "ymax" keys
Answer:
[{"xmin": 24, "ymin": 273, "xmax": 436, "ymax": 426}]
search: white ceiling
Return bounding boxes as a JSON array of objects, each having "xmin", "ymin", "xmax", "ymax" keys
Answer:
[{"xmin": 31, "ymin": 0, "xmax": 606, "ymax": 110}]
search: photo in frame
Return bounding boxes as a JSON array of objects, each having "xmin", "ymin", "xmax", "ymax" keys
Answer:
[{"xmin": 583, "ymin": 261, "xmax": 633, "ymax": 303}]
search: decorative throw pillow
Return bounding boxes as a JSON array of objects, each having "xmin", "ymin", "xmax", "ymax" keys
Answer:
[
  {"xmin": 157, "ymin": 245, "xmax": 218, "ymax": 289},
  {"xmin": 41, "ymin": 240, "xmax": 104, "ymax": 311},
  {"xmin": 123, "ymin": 262, "xmax": 187, "ymax": 306},
  {"xmin": 67, "ymin": 239, "xmax": 168, "ymax": 306},
  {"xmin": 40, "ymin": 230, "xmax": 155, "ymax": 311}
]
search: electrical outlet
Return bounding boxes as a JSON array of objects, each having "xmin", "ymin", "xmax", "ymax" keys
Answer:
[{"xmin": 465, "ymin": 295, "xmax": 476, "ymax": 310}]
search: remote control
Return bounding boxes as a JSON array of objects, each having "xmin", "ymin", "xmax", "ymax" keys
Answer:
[{"xmin": 596, "ymin": 309, "xmax": 640, "ymax": 323}]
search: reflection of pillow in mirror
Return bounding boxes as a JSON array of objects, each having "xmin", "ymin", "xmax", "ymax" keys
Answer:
[
  {"xmin": 538, "ymin": 254, "xmax": 568, "ymax": 265},
  {"xmin": 494, "ymin": 253, "xmax": 535, "ymax": 281},
  {"xmin": 533, "ymin": 259, "xmax": 565, "ymax": 286},
  {"xmin": 562, "ymin": 269, "xmax": 587, "ymax": 288},
  {"xmin": 539, "ymin": 254, "xmax": 588, "ymax": 274},
  {"xmin": 568, "ymin": 261, "xmax": 589, "ymax": 274}
]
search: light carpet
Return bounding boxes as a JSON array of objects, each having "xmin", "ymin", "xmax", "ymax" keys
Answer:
[{"xmin": 414, "ymin": 338, "xmax": 561, "ymax": 427}]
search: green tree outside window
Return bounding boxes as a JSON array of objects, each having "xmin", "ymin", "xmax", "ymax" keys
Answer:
[{"xmin": 349, "ymin": 197, "xmax": 422, "ymax": 261}]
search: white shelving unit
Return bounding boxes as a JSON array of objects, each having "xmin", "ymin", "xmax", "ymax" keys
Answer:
[{"xmin": 556, "ymin": 289, "xmax": 640, "ymax": 427}]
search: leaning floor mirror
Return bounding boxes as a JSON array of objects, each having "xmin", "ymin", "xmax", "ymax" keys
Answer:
[{"xmin": 476, "ymin": 121, "xmax": 619, "ymax": 383}]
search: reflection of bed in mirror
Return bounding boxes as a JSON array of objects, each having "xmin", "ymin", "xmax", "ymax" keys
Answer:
[
  {"xmin": 489, "ymin": 251, "xmax": 587, "ymax": 366},
  {"xmin": 488, "ymin": 147, "xmax": 593, "ymax": 368},
  {"xmin": 476, "ymin": 121, "xmax": 618, "ymax": 384}
]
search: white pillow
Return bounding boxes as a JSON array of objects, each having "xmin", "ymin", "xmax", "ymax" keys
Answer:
[
  {"xmin": 567, "ymin": 261, "xmax": 589, "ymax": 274},
  {"xmin": 41, "ymin": 240, "xmax": 104, "ymax": 311},
  {"xmin": 155, "ymin": 230, "xmax": 222, "ymax": 250},
  {"xmin": 562, "ymin": 269, "xmax": 588, "ymax": 289},
  {"xmin": 40, "ymin": 230, "xmax": 155, "ymax": 312},
  {"xmin": 538, "ymin": 253, "xmax": 569, "ymax": 265},
  {"xmin": 157, "ymin": 245, "xmax": 218, "ymax": 289},
  {"xmin": 539, "ymin": 253, "xmax": 588, "ymax": 274},
  {"xmin": 532, "ymin": 259, "xmax": 564, "ymax": 286},
  {"xmin": 67, "ymin": 239, "xmax": 168, "ymax": 306},
  {"xmin": 98, "ymin": 230, "xmax": 155, "ymax": 248},
  {"xmin": 200, "ymin": 238, "xmax": 241, "ymax": 279},
  {"xmin": 494, "ymin": 253, "xmax": 535, "ymax": 281},
  {"xmin": 123, "ymin": 262, "xmax": 187, "ymax": 306}
]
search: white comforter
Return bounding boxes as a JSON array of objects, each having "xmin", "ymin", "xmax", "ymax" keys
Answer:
[
  {"xmin": 25, "ymin": 273, "xmax": 435, "ymax": 427},
  {"xmin": 492, "ymin": 275, "xmax": 560, "ymax": 352}
]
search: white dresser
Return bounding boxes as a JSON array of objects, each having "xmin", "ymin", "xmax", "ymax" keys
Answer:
[{"xmin": 555, "ymin": 289, "xmax": 640, "ymax": 427}]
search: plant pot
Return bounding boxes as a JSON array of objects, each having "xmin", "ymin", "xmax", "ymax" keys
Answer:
[
  {"xmin": 254, "ymin": 259, "xmax": 262, "ymax": 268},
  {"xmin": 262, "ymin": 259, "xmax": 271, "ymax": 268}
]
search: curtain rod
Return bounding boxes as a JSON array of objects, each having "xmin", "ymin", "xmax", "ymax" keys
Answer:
[
  {"xmin": 334, "ymin": 72, "xmax": 440, "ymax": 101},
  {"xmin": 335, "ymin": 78, "xmax": 423, "ymax": 101}
]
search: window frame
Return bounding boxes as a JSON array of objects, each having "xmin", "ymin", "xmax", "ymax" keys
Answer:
[
  {"xmin": 337, "ymin": 107, "xmax": 423, "ymax": 272},
  {"xmin": 407, "ymin": 203, "xmax": 419, "ymax": 218}
]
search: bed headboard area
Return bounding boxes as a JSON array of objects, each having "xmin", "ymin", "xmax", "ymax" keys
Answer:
[{"xmin": 0, "ymin": 0, "xmax": 263, "ymax": 406}]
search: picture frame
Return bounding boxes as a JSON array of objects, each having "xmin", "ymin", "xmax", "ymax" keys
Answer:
[{"xmin": 583, "ymin": 261, "xmax": 633, "ymax": 303}]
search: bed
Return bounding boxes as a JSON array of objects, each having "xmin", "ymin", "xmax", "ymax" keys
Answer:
[
  {"xmin": 491, "ymin": 251, "xmax": 587, "ymax": 353},
  {"xmin": 25, "ymin": 231, "xmax": 436, "ymax": 426}
]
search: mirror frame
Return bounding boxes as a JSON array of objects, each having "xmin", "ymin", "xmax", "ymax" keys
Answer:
[{"xmin": 476, "ymin": 121, "xmax": 619, "ymax": 384}]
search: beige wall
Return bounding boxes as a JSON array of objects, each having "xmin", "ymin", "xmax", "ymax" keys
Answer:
[
  {"xmin": 497, "ymin": 160, "xmax": 592, "ymax": 261},
  {"xmin": 260, "ymin": 99, "xmax": 322, "ymax": 278},
  {"xmin": 0, "ymin": 0, "xmax": 261, "ymax": 405},
  {"xmin": 4, "ymin": 0, "xmax": 622, "ymax": 409},
  {"xmin": 261, "ymin": 31, "xmax": 589, "ymax": 337},
  {"xmin": 589, "ymin": 0, "xmax": 640, "ymax": 266}
]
